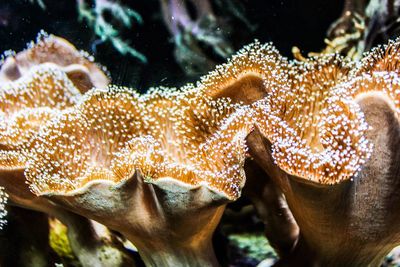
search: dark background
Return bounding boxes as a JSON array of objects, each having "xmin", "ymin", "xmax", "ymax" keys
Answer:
[{"xmin": 0, "ymin": 0, "xmax": 343, "ymax": 90}]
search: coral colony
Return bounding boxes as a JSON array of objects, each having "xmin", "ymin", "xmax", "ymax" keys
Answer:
[{"xmin": 1, "ymin": 33, "xmax": 400, "ymax": 266}]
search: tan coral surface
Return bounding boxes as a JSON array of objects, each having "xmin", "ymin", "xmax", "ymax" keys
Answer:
[
  {"xmin": 27, "ymin": 86, "xmax": 254, "ymax": 200},
  {"xmin": 0, "ymin": 64, "xmax": 81, "ymax": 169}
]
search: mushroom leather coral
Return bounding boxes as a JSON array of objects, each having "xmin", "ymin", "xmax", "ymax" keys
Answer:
[
  {"xmin": 15, "ymin": 35, "xmax": 400, "ymax": 267},
  {"xmin": 0, "ymin": 61, "xmax": 134, "ymax": 267},
  {"xmin": 254, "ymin": 53, "xmax": 371, "ymax": 185},
  {"xmin": 0, "ymin": 64, "xmax": 81, "ymax": 169},
  {"xmin": 197, "ymin": 41, "xmax": 370, "ymax": 258},
  {"xmin": 197, "ymin": 38, "xmax": 400, "ymax": 266},
  {"xmin": 197, "ymin": 40, "xmax": 395, "ymax": 265},
  {"xmin": 198, "ymin": 40, "xmax": 301, "ymax": 257},
  {"xmin": 352, "ymin": 37, "xmax": 400, "ymax": 76},
  {"xmin": 26, "ymin": 85, "xmax": 254, "ymax": 266},
  {"xmin": 0, "ymin": 33, "xmax": 109, "ymax": 92},
  {"xmin": 199, "ymin": 40, "xmax": 288, "ymax": 104},
  {"xmin": 246, "ymin": 55, "xmax": 369, "ymax": 266},
  {"xmin": 251, "ymin": 41, "xmax": 400, "ymax": 266},
  {"xmin": 0, "ymin": 64, "xmax": 80, "ymax": 221}
]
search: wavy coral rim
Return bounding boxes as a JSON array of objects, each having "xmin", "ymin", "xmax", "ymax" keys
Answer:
[{"xmin": 36, "ymin": 174, "xmax": 235, "ymax": 202}]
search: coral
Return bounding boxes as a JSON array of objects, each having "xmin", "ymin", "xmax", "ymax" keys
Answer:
[
  {"xmin": 243, "ymin": 159, "xmax": 299, "ymax": 258},
  {"xmin": 0, "ymin": 35, "xmax": 134, "ymax": 267},
  {"xmin": 0, "ymin": 32, "xmax": 110, "ymax": 92},
  {"xmin": 27, "ymin": 85, "xmax": 251, "ymax": 198},
  {"xmin": 196, "ymin": 40, "xmax": 299, "ymax": 258},
  {"xmin": 0, "ymin": 64, "xmax": 81, "ymax": 168},
  {"xmin": 4, "ymin": 31, "xmax": 400, "ymax": 266},
  {"xmin": 25, "ymin": 83, "xmax": 254, "ymax": 266},
  {"xmin": 251, "ymin": 53, "xmax": 371, "ymax": 185},
  {"xmin": 252, "ymin": 39, "xmax": 400, "ymax": 266},
  {"xmin": 352, "ymin": 37, "xmax": 400, "ymax": 76},
  {"xmin": 198, "ymin": 40, "xmax": 288, "ymax": 104}
]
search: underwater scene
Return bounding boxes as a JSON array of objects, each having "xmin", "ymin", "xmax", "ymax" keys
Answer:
[{"xmin": 1, "ymin": 0, "xmax": 400, "ymax": 266}]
